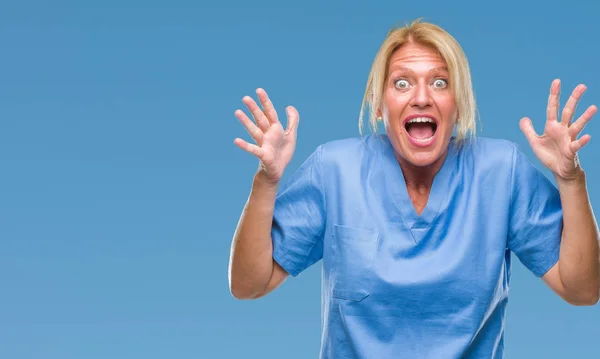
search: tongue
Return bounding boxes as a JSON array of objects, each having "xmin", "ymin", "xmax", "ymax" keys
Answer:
[{"xmin": 407, "ymin": 123, "xmax": 434, "ymax": 139}]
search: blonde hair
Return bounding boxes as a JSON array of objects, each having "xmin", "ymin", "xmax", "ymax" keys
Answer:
[{"xmin": 359, "ymin": 19, "xmax": 478, "ymax": 143}]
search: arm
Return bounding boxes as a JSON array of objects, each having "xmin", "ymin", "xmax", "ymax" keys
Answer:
[
  {"xmin": 542, "ymin": 171, "xmax": 600, "ymax": 305},
  {"xmin": 229, "ymin": 173, "xmax": 289, "ymax": 300},
  {"xmin": 227, "ymin": 88, "xmax": 299, "ymax": 300},
  {"xmin": 520, "ymin": 79, "xmax": 599, "ymax": 305}
]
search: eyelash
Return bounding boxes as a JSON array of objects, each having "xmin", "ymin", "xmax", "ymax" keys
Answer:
[{"xmin": 393, "ymin": 78, "xmax": 449, "ymax": 89}]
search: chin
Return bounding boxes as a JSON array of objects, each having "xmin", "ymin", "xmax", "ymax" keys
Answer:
[
  {"xmin": 398, "ymin": 145, "xmax": 448, "ymax": 168},
  {"xmin": 404, "ymin": 151, "xmax": 442, "ymax": 166}
]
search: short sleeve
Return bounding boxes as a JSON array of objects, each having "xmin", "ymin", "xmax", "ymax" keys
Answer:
[
  {"xmin": 271, "ymin": 145, "xmax": 326, "ymax": 277},
  {"xmin": 508, "ymin": 144, "xmax": 563, "ymax": 277}
]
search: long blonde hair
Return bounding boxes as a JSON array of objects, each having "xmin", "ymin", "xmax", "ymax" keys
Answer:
[{"xmin": 359, "ymin": 19, "xmax": 478, "ymax": 142}]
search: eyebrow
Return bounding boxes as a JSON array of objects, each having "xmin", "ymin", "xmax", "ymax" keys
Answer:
[{"xmin": 389, "ymin": 66, "xmax": 449, "ymax": 76}]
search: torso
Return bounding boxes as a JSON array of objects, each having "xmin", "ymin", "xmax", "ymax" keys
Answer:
[{"xmin": 318, "ymin": 135, "xmax": 516, "ymax": 359}]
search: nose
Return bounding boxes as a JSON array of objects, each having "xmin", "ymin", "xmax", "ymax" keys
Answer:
[{"xmin": 410, "ymin": 81, "xmax": 433, "ymax": 108}]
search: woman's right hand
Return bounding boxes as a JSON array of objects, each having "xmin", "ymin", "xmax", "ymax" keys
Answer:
[{"xmin": 234, "ymin": 88, "xmax": 299, "ymax": 184}]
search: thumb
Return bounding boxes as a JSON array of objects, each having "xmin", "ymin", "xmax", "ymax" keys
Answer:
[
  {"xmin": 519, "ymin": 117, "xmax": 539, "ymax": 145},
  {"xmin": 285, "ymin": 106, "xmax": 300, "ymax": 135}
]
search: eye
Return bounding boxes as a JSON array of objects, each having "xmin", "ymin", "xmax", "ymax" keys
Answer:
[
  {"xmin": 432, "ymin": 78, "xmax": 448, "ymax": 89},
  {"xmin": 394, "ymin": 79, "xmax": 410, "ymax": 89}
]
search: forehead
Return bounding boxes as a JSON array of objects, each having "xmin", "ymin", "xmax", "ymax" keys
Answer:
[{"xmin": 388, "ymin": 42, "xmax": 447, "ymax": 73}]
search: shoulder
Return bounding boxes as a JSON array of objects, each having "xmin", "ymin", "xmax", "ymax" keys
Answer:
[
  {"xmin": 316, "ymin": 134, "xmax": 383, "ymax": 167},
  {"xmin": 319, "ymin": 135, "xmax": 381, "ymax": 155},
  {"xmin": 459, "ymin": 136, "xmax": 520, "ymax": 169},
  {"xmin": 461, "ymin": 136, "xmax": 517, "ymax": 156},
  {"xmin": 281, "ymin": 136, "xmax": 380, "ymax": 190},
  {"xmin": 459, "ymin": 136, "xmax": 554, "ymax": 193}
]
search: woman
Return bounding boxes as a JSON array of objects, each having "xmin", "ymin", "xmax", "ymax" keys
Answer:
[{"xmin": 227, "ymin": 19, "xmax": 599, "ymax": 358}]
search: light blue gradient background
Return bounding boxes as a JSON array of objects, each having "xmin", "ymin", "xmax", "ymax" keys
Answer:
[{"xmin": 0, "ymin": 1, "xmax": 598, "ymax": 358}]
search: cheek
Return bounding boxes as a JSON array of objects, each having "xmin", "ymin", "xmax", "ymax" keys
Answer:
[
  {"xmin": 443, "ymin": 95, "xmax": 457, "ymax": 113},
  {"xmin": 436, "ymin": 97, "xmax": 458, "ymax": 123},
  {"xmin": 382, "ymin": 92, "xmax": 408, "ymax": 118}
]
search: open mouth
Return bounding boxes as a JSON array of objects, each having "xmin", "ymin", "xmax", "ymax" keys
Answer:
[{"xmin": 404, "ymin": 116, "xmax": 438, "ymax": 144}]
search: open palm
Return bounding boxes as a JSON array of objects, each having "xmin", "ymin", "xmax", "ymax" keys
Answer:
[
  {"xmin": 520, "ymin": 79, "xmax": 597, "ymax": 181},
  {"xmin": 233, "ymin": 88, "xmax": 299, "ymax": 184}
]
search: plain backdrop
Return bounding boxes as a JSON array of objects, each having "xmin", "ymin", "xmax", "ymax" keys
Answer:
[{"xmin": 0, "ymin": 0, "xmax": 598, "ymax": 358}]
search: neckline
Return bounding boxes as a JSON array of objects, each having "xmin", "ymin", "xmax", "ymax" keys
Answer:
[{"xmin": 380, "ymin": 135, "xmax": 458, "ymax": 242}]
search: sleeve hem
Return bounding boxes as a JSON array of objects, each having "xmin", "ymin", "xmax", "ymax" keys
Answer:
[
  {"xmin": 272, "ymin": 248, "xmax": 303, "ymax": 277},
  {"xmin": 533, "ymin": 253, "xmax": 560, "ymax": 278}
]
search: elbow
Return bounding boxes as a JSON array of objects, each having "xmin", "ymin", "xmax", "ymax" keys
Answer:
[
  {"xmin": 230, "ymin": 289, "xmax": 250, "ymax": 300},
  {"xmin": 580, "ymin": 290, "xmax": 600, "ymax": 306},
  {"xmin": 229, "ymin": 283, "xmax": 245, "ymax": 300},
  {"xmin": 564, "ymin": 287, "xmax": 600, "ymax": 306},
  {"xmin": 568, "ymin": 296, "xmax": 599, "ymax": 307},
  {"xmin": 588, "ymin": 293, "xmax": 600, "ymax": 306},
  {"xmin": 229, "ymin": 286, "xmax": 263, "ymax": 300},
  {"xmin": 228, "ymin": 279, "xmax": 266, "ymax": 300},
  {"xmin": 229, "ymin": 279, "xmax": 250, "ymax": 300}
]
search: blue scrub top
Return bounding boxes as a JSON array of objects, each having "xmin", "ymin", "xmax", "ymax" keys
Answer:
[{"xmin": 271, "ymin": 135, "xmax": 562, "ymax": 359}]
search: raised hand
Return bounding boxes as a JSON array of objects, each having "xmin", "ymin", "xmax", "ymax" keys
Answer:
[
  {"xmin": 234, "ymin": 88, "xmax": 300, "ymax": 184},
  {"xmin": 520, "ymin": 79, "xmax": 598, "ymax": 181}
]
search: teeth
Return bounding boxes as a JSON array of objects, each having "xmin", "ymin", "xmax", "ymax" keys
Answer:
[
  {"xmin": 413, "ymin": 136, "xmax": 434, "ymax": 143},
  {"xmin": 407, "ymin": 117, "xmax": 435, "ymax": 124}
]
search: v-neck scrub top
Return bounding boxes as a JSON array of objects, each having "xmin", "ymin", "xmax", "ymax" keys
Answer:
[{"xmin": 271, "ymin": 135, "xmax": 562, "ymax": 359}]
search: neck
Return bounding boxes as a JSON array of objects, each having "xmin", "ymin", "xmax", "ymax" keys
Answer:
[{"xmin": 396, "ymin": 149, "xmax": 448, "ymax": 191}]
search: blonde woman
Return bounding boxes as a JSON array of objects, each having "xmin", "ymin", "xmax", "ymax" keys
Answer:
[{"xmin": 228, "ymin": 19, "xmax": 599, "ymax": 358}]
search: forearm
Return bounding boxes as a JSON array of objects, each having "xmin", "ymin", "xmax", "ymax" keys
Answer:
[
  {"xmin": 557, "ymin": 169, "xmax": 600, "ymax": 303},
  {"xmin": 228, "ymin": 172, "xmax": 280, "ymax": 299}
]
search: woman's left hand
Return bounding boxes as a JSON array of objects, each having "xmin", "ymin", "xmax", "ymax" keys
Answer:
[{"xmin": 520, "ymin": 79, "xmax": 598, "ymax": 181}]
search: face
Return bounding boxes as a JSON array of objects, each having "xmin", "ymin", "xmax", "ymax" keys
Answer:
[{"xmin": 381, "ymin": 41, "xmax": 457, "ymax": 169}]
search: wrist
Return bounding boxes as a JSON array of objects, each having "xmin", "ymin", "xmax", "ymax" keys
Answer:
[
  {"xmin": 253, "ymin": 171, "xmax": 280, "ymax": 192},
  {"xmin": 556, "ymin": 168, "xmax": 586, "ymax": 190}
]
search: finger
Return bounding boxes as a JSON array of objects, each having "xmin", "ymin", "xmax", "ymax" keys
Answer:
[
  {"xmin": 234, "ymin": 138, "xmax": 264, "ymax": 159},
  {"xmin": 561, "ymin": 84, "xmax": 586, "ymax": 125},
  {"xmin": 519, "ymin": 117, "xmax": 539, "ymax": 145},
  {"xmin": 242, "ymin": 96, "xmax": 270, "ymax": 133},
  {"xmin": 256, "ymin": 88, "xmax": 279, "ymax": 125},
  {"xmin": 569, "ymin": 134, "xmax": 591, "ymax": 153},
  {"xmin": 235, "ymin": 109, "xmax": 263, "ymax": 145},
  {"xmin": 285, "ymin": 106, "xmax": 300, "ymax": 135},
  {"xmin": 546, "ymin": 79, "xmax": 560, "ymax": 123},
  {"xmin": 569, "ymin": 104, "xmax": 597, "ymax": 140}
]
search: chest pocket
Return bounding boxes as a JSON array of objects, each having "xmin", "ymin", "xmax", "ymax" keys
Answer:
[{"xmin": 330, "ymin": 224, "xmax": 380, "ymax": 302}]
